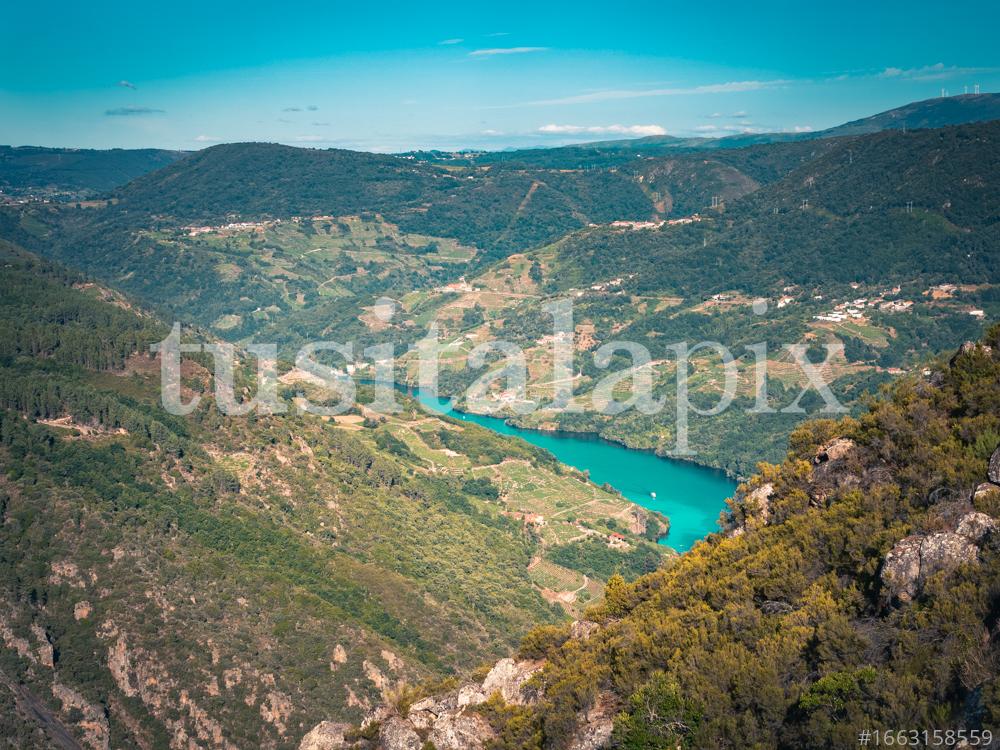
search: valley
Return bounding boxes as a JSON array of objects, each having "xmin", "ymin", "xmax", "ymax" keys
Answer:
[{"xmin": 0, "ymin": 90, "xmax": 998, "ymax": 749}]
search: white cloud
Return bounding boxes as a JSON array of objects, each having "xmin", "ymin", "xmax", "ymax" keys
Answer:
[
  {"xmin": 439, "ymin": 38, "xmax": 463, "ymax": 45},
  {"xmin": 789, "ymin": 125, "xmax": 813, "ymax": 133},
  {"xmin": 469, "ymin": 46, "xmax": 548, "ymax": 57},
  {"xmin": 117, "ymin": 80, "xmax": 137, "ymax": 90},
  {"xmin": 194, "ymin": 135, "xmax": 222, "ymax": 143},
  {"xmin": 695, "ymin": 125, "xmax": 719, "ymax": 132},
  {"xmin": 498, "ymin": 79, "xmax": 789, "ymax": 108},
  {"xmin": 294, "ymin": 135, "xmax": 328, "ymax": 142},
  {"xmin": 537, "ymin": 123, "xmax": 667, "ymax": 136}
]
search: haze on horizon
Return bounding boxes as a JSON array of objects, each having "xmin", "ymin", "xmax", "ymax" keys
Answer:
[{"xmin": 2, "ymin": 0, "xmax": 999, "ymax": 152}]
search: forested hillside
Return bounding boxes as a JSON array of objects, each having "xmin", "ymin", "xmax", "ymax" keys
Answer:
[
  {"xmin": 4, "ymin": 115, "xmax": 998, "ymax": 480},
  {"xmin": 0, "ymin": 242, "xmax": 670, "ymax": 747},
  {"xmin": 520, "ymin": 326, "xmax": 1000, "ymax": 747},
  {"xmin": 0, "ymin": 145, "xmax": 186, "ymax": 199},
  {"xmin": 338, "ymin": 325, "xmax": 1000, "ymax": 749}
]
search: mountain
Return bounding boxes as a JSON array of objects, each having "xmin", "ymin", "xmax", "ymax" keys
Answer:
[
  {"xmin": 418, "ymin": 93, "xmax": 1000, "ymax": 170},
  {"xmin": 821, "ymin": 92, "xmax": 1000, "ymax": 137},
  {"xmin": 323, "ymin": 327, "xmax": 1000, "ymax": 748},
  {"xmin": 5, "ymin": 119, "xmax": 996, "ymax": 481},
  {"xmin": 0, "ymin": 145, "xmax": 187, "ymax": 200},
  {"xmin": 372, "ymin": 120, "xmax": 998, "ymax": 475},
  {"xmin": 0, "ymin": 241, "xmax": 673, "ymax": 747}
]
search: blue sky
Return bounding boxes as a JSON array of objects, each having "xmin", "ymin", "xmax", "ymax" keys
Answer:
[{"xmin": 2, "ymin": 0, "xmax": 998, "ymax": 151}]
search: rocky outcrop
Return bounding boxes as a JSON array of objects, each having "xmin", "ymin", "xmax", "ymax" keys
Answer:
[
  {"xmin": 810, "ymin": 438, "xmax": 862, "ymax": 503},
  {"xmin": 882, "ymin": 512, "xmax": 996, "ymax": 602},
  {"xmin": 427, "ymin": 711, "xmax": 496, "ymax": 750},
  {"xmin": 974, "ymin": 483, "xmax": 1000, "ymax": 503},
  {"xmin": 989, "ymin": 445, "xmax": 1000, "ymax": 485},
  {"xmin": 745, "ymin": 482, "xmax": 774, "ymax": 524},
  {"xmin": 298, "ymin": 721, "xmax": 349, "ymax": 750},
  {"xmin": 813, "ymin": 437, "xmax": 856, "ymax": 465},
  {"xmin": 480, "ymin": 657, "xmax": 542, "ymax": 705},
  {"xmin": 300, "ymin": 625, "xmax": 611, "ymax": 749},
  {"xmin": 52, "ymin": 682, "xmax": 112, "ymax": 750},
  {"xmin": 570, "ymin": 620, "xmax": 599, "ymax": 640},
  {"xmin": 949, "ymin": 341, "xmax": 993, "ymax": 368},
  {"xmin": 726, "ymin": 482, "xmax": 774, "ymax": 536},
  {"xmin": 379, "ymin": 716, "xmax": 421, "ymax": 750},
  {"xmin": 956, "ymin": 511, "xmax": 997, "ymax": 543},
  {"xmin": 566, "ymin": 691, "xmax": 617, "ymax": 750}
]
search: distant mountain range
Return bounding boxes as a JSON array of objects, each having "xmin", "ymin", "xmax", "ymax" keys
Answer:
[
  {"xmin": 2, "ymin": 94, "xmax": 998, "ymax": 199},
  {"xmin": 427, "ymin": 93, "xmax": 1000, "ymax": 168}
]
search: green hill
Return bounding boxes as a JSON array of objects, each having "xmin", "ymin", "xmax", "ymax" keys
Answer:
[
  {"xmin": 0, "ymin": 145, "xmax": 186, "ymax": 199},
  {"xmin": 0, "ymin": 241, "xmax": 668, "ymax": 746}
]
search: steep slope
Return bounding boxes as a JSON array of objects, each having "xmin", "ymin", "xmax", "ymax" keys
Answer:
[
  {"xmin": 550, "ymin": 120, "xmax": 1000, "ymax": 295},
  {"xmin": 327, "ymin": 326, "xmax": 1000, "ymax": 749},
  {"xmin": 822, "ymin": 92, "xmax": 1000, "ymax": 137},
  {"xmin": 0, "ymin": 145, "xmax": 187, "ymax": 199},
  {"xmin": 0, "ymin": 243, "xmax": 664, "ymax": 747},
  {"xmin": 380, "ymin": 121, "xmax": 997, "ymax": 476},
  {"xmin": 112, "ymin": 143, "xmax": 443, "ymax": 222},
  {"xmin": 105, "ymin": 142, "xmax": 653, "ymax": 256}
]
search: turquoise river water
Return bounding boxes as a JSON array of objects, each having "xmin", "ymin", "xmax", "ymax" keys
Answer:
[{"xmin": 410, "ymin": 390, "xmax": 737, "ymax": 552}]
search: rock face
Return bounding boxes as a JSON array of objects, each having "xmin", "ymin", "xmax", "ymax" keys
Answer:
[
  {"xmin": 813, "ymin": 438, "xmax": 856, "ymax": 464},
  {"xmin": 380, "ymin": 716, "xmax": 422, "ymax": 750},
  {"xmin": 298, "ymin": 626, "xmax": 611, "ymax": 749},
  {"xmin": 989, "ymin": 445, "xmax": 1000, "ymax": 485},
  {"xmin": 810, "ymin": 438, "xmax": 861, "ymax": 502},
  {"xmin": 567, "ymin": 691, "xmax": 617, "ymax": 750},
  {"xmin": 480, "ymin": 657, "xmax": 542, "ymax": 706},
  {"xmin": 745, "ymin": 482, "xmax": 774, "ymax": 524},
  {"xmin": 882, "ymin": 512, "xmax": 995, "ymax": 602},
  {"xmin": 726, "ymin": 482, "xmax": 774, "ymax": 536},
  {"xmin": 298, "ymin": 721, "xmax": 349, "ymax": 750},
  {"xmin": 427, "ymin": 711, "xmax": 496, "ymax": 750}
]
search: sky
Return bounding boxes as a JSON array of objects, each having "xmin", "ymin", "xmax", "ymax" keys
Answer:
[{"xmin": 2, "ymin": 0, "xmax": 999, "ymax": 152}]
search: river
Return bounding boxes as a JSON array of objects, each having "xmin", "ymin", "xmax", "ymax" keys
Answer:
[{"xmin": 409, "ymin": 390, "xmax": 737, "ymax": 552}]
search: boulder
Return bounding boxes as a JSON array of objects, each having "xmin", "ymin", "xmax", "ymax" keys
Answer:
[
  {"xmin": 408, "ymin": 697, "xmax": 437, "ymax": 714},
  {"xmin": 379, "ymin": 716, "xmax": 422, "ymax": 750},
  {"xmin": 760, "ymin": 600, "xmax": 794, "ymax": 616},
  {"xmin": 813, "ymin": 438, "xmax": 856, "ymax": 465},
  {"xmin": 882, "ymin": 531, "xmax": 979, "ymax": 603},
  {"xmin": 956, "ymin": 512, "xmax": 997, "ymax": 543},
  {"xmin": 990, "ymin": 445, "xmax": 1000, "ymax": 485},
  {"xmin": 427, "ymin": 711, "xmax": 495, "ymax": 750},
  {"xmin": 919, "ymin": 531, "xmax": 979, "ymax": 579},
  {"xmin": 881, "ymin": 536, "xmax": 923, "ymax": 602},
  {"xmin": 973, "ymin": 483, "xmax": 1000, "ymax": 503},
  {"xmin": 298, "ymin": 721, "xmax": 349, "ymax": 750},
  {"xmin": 456, "ymin": 682, "xmax": 486, "ymax": 708},
  {"xmin": 480, "ymin": 658, "xmax": 542, "ymax": 706},
  {"xmin": 810, "ymin": 439, "xmax": 862, "ymax": 504}
]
